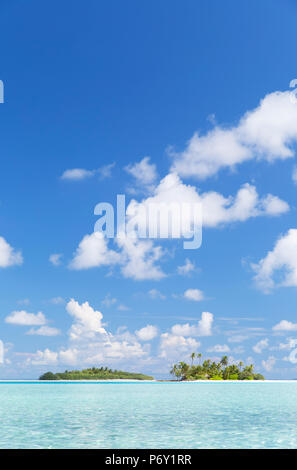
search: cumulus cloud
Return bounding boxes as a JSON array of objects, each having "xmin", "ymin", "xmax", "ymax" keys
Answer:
[
  {"xmin": 126, "ymin": 173, "xmax": 288, "ymax": 234},
  {"xmin": 58, "ymin": 348, "xmax": 79, "ymax": 365},
  {"xmin": 61, "ymin": 164, "xmax": 115, "ymax": 181},
  {"xmin": 207, "ymin": 344, "xmax": 230, "ymax": 353},
  {"xmin": 66, "ymin": 299, "xmax": 107, "ymax": 341},
  {"xmin": 262, "ymin": 356, "xmax": 276, "ymax": 372},
  {"xmin": 61, "ymin": 168, "xmax": 95, "ymax": 180},
  {"xmin": 69, "ymin": 232, "xmax": 165, "ymax": 280},
  {"xmin": 170, "ymin": 90, "xmax": 297, "ymax": 179},
  {"xmin": 0, "ymin": 237, "xmax": 23, "ymax": 268},
  {"xmin": 27, "ymin": 299, "xmax": 150, "ymax": 367},
  {"xmin": 26, "ymin": 326, "xmax": 61, "ymax": 336},
  {"xmin": 30, "ymin": 348, "xmax": 58, "ymax": 365},
  {"xmin": 49, "ymin": 253, "xmax": 63, "ymax": 266},
  {"xmin": 149, "ymin": 289, "xmax": 166, "ymax": 300},
  {"xmin": 125, "ymin": 157, "xmax": 157, "ymax": 191},
  {"xmin": 177, "ymin": 258, "xmax": 195, "ymax": 275},
  {"xmin": 159, "ymin": 333, "xmax": 200, "ymax": 360},
  {"xmin": 196, "ymin": 312, "xmax": 213, "ymax": 336},
  {"xmin": 252, "ymin": 229, "xmax": 297, "ymax": 291},
  {"xmin": 5, "ymin": 310, "xmax": 46, "ymax": 326},
  {"xmin": 135, "ymin": 325, "xmax": 158, "ymax": 341},
  {"xmin": 117, "ymin": 236, "xmax": 165, "ymax": 280},
  {"xmin": 252, "ymin": 338, "xmax": 269, "ymax": 353},
  {"xmin": 273, "ymin": 320, "xmax": 297, "ymax": 332},
  {"xmin": 200, "ymin": 183, "xmax": 288, "ymax": 227},
  {"xmin": 184, "ymin": 288, "xmax": 204, "ymax": 301},
  {"xmin": 69, "ymin": 172, "xmax": 287, "ymax": 280},
  {"xmin": 69, "ymin": 232, "xmax": 120, "ymax": 270},
  {"xmin": 171, "ymin": 312, "xmax": 214, "ymax": 337}
]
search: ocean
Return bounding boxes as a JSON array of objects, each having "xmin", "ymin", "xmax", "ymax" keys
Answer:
[{"xmin": 0, "ymin": 381, "xmax": 296, "ymax": 448}]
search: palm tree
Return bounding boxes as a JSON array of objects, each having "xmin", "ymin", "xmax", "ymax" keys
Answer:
[
  {"xmin": 239, "ymin": 361, "xmax": 244, "ymax": 371},
  {"xmin": 197, "ymin": 353, "xmax": 202, "ymax": 365},
  {"xmin": 190, "ymin": 352, "xmax": 196, "ymax": 366},
  {"xmin": 220, "ymin": 355, "xmax": 228, "ymax": 367}
]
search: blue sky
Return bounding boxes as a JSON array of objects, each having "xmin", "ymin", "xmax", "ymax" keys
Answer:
[{"xmin": 1, "ymin": 0, "xmax": 297, "ymax": 378}]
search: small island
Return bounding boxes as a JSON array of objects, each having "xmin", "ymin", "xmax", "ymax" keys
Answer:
[
  {"xmin": 39, "ymin": 367, "xmax": 154, "ymax": 381},
  {"xmin": 170, "ymin": 353, "xmax": 264, "ymax": 381}
]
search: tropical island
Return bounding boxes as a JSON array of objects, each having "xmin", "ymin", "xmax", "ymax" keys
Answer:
[
  {"xmin": 39, "ymin": 367, "xmax": 154, "ymax": 381},
  {"xmin": 170, "ymin": 354, "xmax": 265, "ymax": 380}
]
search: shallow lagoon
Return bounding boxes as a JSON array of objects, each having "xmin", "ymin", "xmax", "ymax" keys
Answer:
[{"xmin": 0, "ymin": 381, "xmax": 296, "ymax": 448}]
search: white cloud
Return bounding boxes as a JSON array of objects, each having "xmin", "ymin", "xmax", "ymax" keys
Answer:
[
  {"xmin": 135, "ymin": 325, "xmax": 158, "ymax": 341},
  {"xmin": 273, "ymin": 320, "xmax": 297, "ymax": 332},
  {"xmin": 25, "ymin": 299, "xmax": 151, "ymax": 368},
  {"xmin": 262, "ymin": 356, "xmax": 276, "ymax": 372},
  {"xmin": 26, "ymin": 326, "xmax": 61, "ymax": 336},
  {"xmin": 117, "ymin": 304, "xmax": 129, "ymax": 311},
  {"xmin": 177, "ymin": 258, "xmax": 195, "ymax": 275},
  {"xmin": 69, "ymin": 232, "xmax": 120, "ymax": 270},
  {"xmin": 86, "ymin": 340, "xmax": 147, "ymax": 362},
  {"xmin": 31, "ymin": 348, "xmax": 58, "ymax": 365},
  {"xmin": 97, "ymin": 163, "xmax": 115, "ymax": 180},
  {"xmin": 61, "ymin": 168, "xmax": 95, "ymax": 180},
  {"xmin": 5, "ymin": 310, "xmax": 46, "ymax": 326},
  {"xmin": 184, "ymin": 288, "xmax": 204, "ymax": 301},
  {"xmin": 50, "ymin": 296, "xmax": 65, "ymax": 305},
  {"xmin": 0, "ymin": 237, "xmax": 23, "ymax": 268},
  {"xmin": 116, "ymin": 236, "xmax": 165, "ymax": 281},
  {"xmin": 252, "ymin": 338, "xmax": 269, "ymax": 353},
  {"xmin": 200, "ymin": 183, "xmax": 288, "ymax": 227},
  {"xmin": 126, "ymin": 173, "xmax": 288, "ymax": 234},
  {"xmin": 228, "ymin": 335, "xmax": 248, "ymax": 343},
  {"xmin": 252, "ymin": 229, "xmax": 297, "ymax": 291},
  {"xmin": 58, "ymin": 348, "xmax": 79, "ymax": 365},
  {"xmin": 69, "ymin": 172, "xmax": 287, "ymax": 280},
  {"xmin": 49, "ymin": 253, "xmax": 63, "ymax": 266},
  {"xmin": 66, "ymin": 299, "xmax": 107, "ymax": 341},
  {"xmin": 207, "ymin": 344, "xmax": 230, "ymax": 353},
  {"xmin": 69, "ymin": 229, "xmax": 165, "ymax": 280},
  {"xmin": 148, "ymin": 289, "xmax": 166, "ymax": 300},
  {"xmin": 196, "ymin": 312, "xmax": 213, "ymax": 336},
  {"xmin": 125, "ymin": 157, "xmax": 157, "ymax": 191},
  {"xmin": 171, "ymin": 312, "xmax": 214, "ymax": 337},
  {"xmin": 170, "ymin": 90, "xmax": 297, "ymax": 179},
  {"xmin": 101, "ymin": 294, "xmax": 117, "ymax": 308},
  {"xmin": 61, "ymin": 164, "xmax": 115, "ymax": 181},
  {"xmin": 159, "ymin": 333, "xmax": 200, "ymax": 360}
]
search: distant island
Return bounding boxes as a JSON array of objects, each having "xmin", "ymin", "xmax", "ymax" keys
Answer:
[
  {"xmin": 170, "ymin": 354, "xmax": 265, "ymax": 380},
  {"xmin": 39, "ymin": 367, "xmax": 154, "ymax": 381}
]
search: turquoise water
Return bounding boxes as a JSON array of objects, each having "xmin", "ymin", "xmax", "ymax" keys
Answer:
[{"xmin": 1, "ymin": 381, "xmax": 297, "ymax": 448}]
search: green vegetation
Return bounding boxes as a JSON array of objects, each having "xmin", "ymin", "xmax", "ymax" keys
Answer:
[
  {"xmin": 170, "ymin": 353, "xmax": 264, "ymax": 381},
  {"xmin": 39, "ymin": 367, "xmax": 154, "ymax": 381}
]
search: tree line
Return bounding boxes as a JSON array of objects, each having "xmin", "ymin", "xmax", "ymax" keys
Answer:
[
  {"xmin": 39, "ymin": 367, "xmax": 154, "ymax": 380},
  {"xmin": 170, "ymin": 353, "xmax": 264, "ymax": 380}
]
